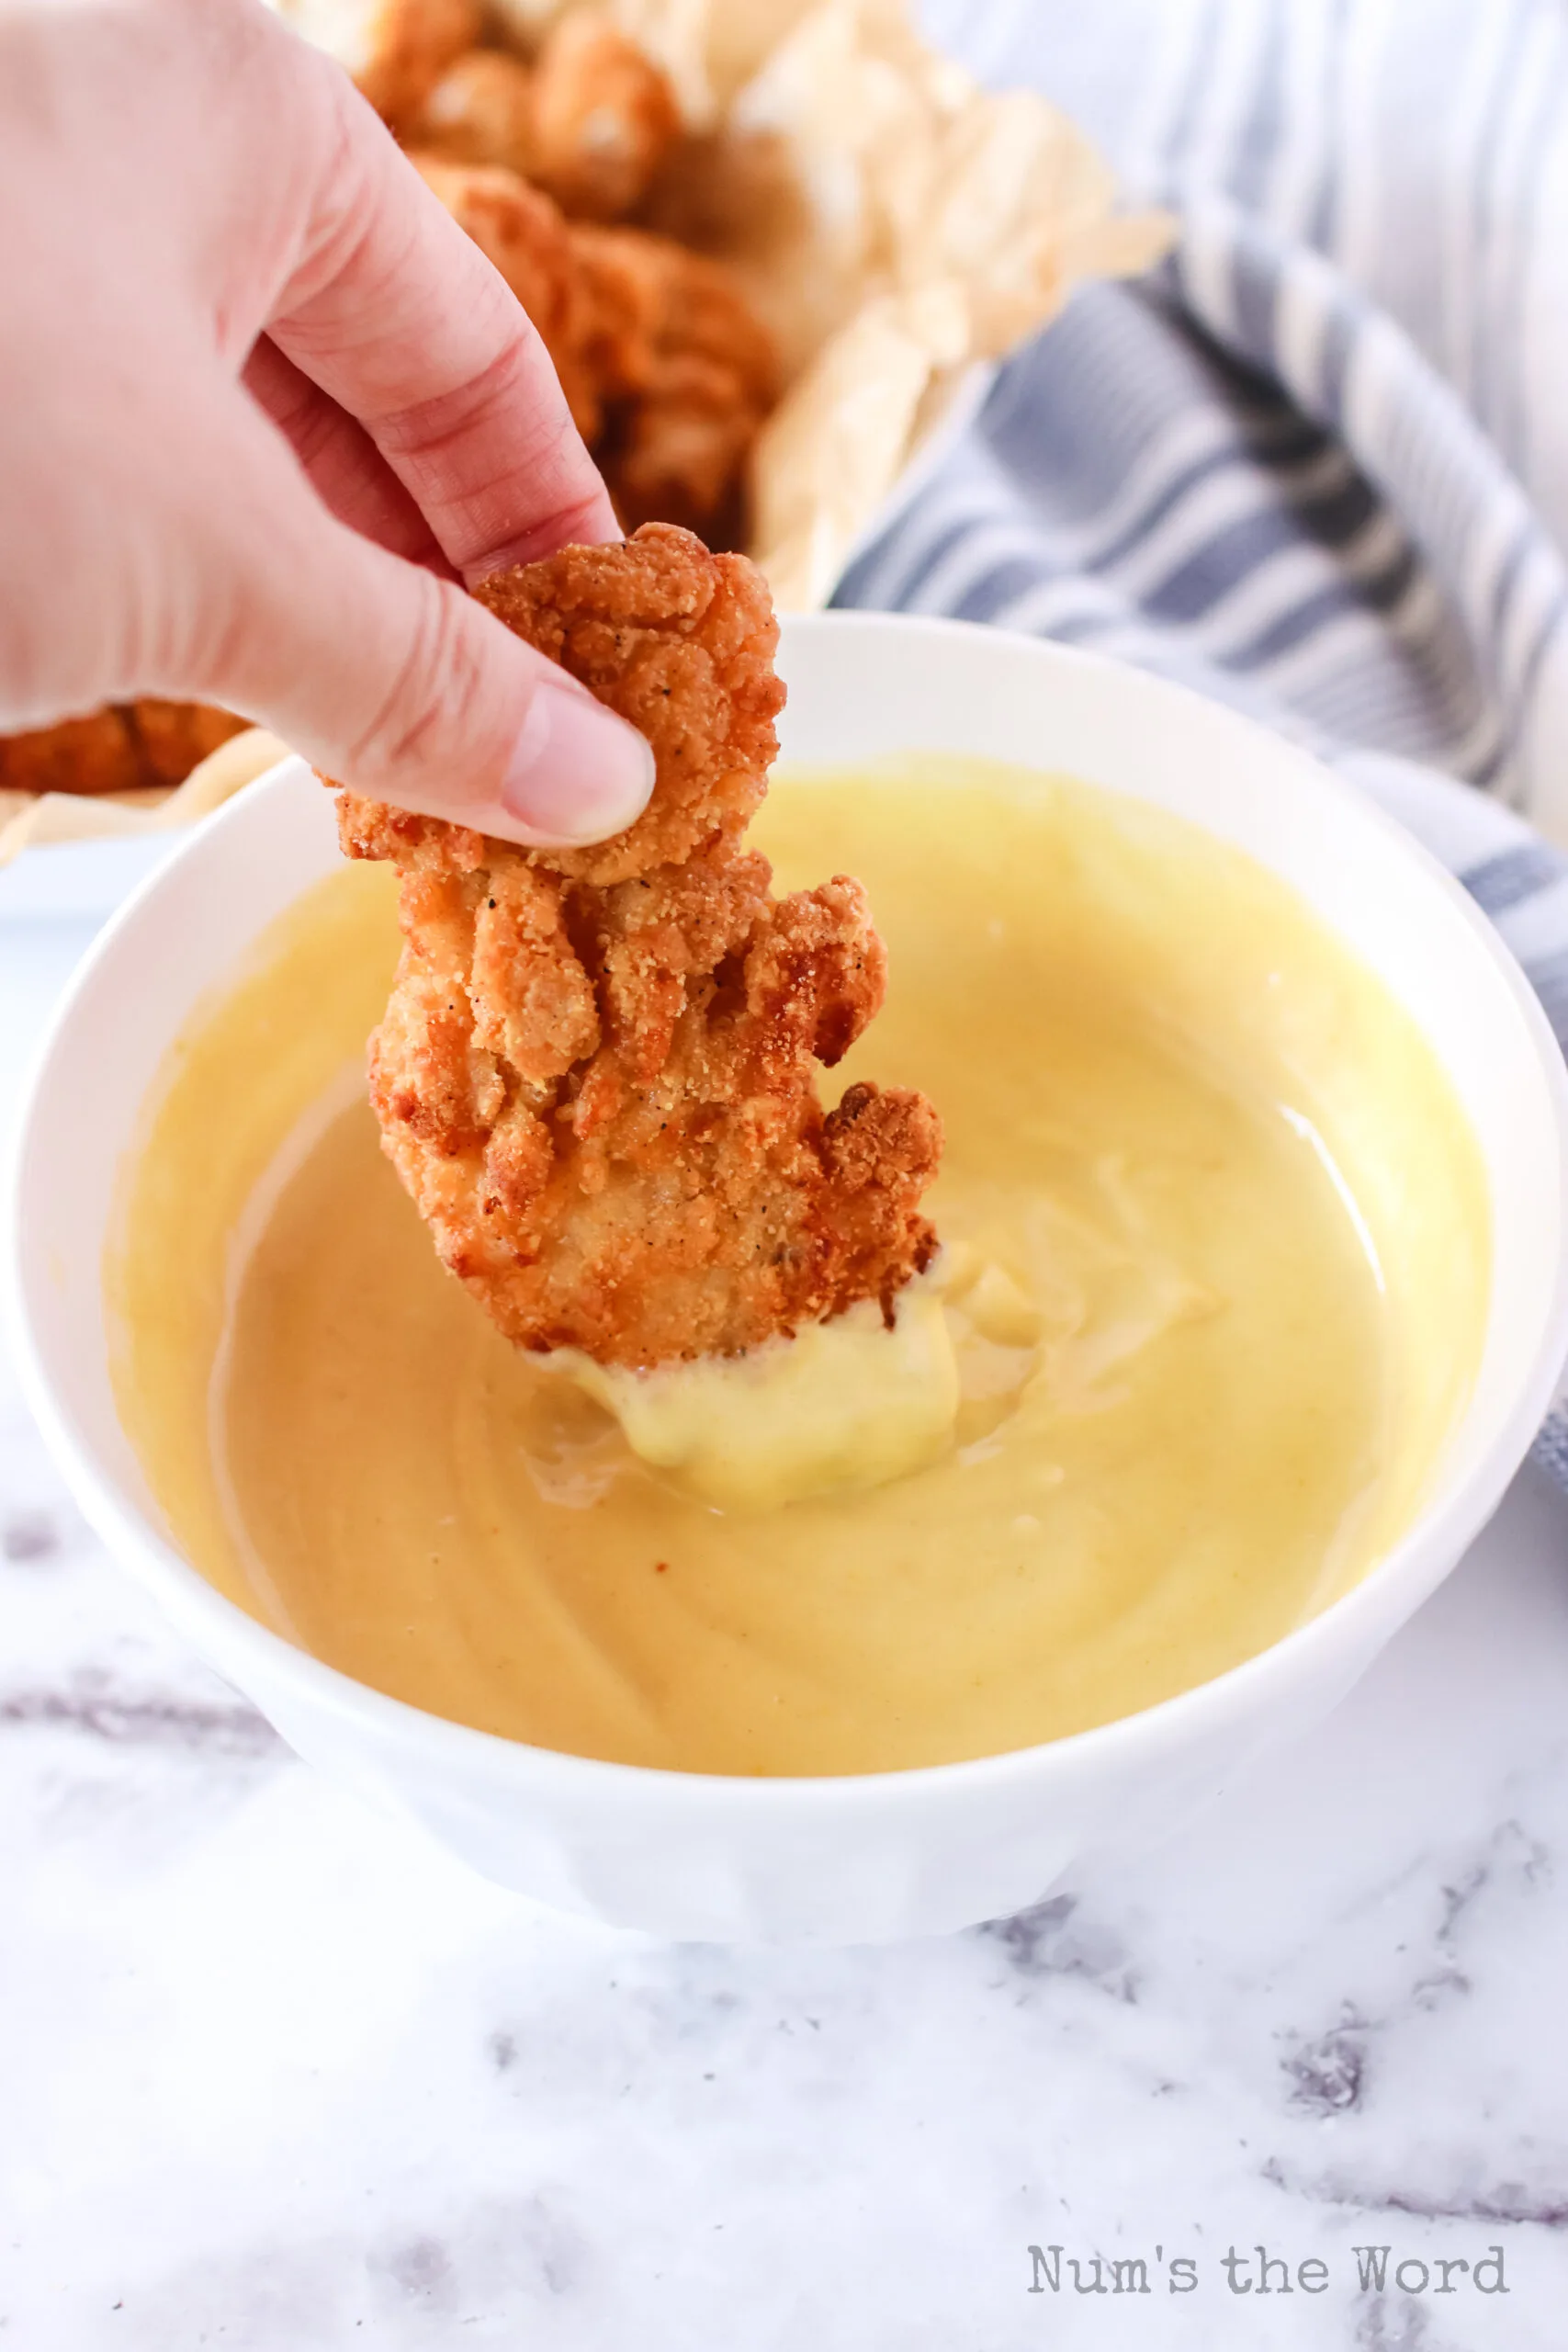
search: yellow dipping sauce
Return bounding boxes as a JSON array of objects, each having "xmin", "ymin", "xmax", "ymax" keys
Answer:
[{"xmin": 108, "ymin": 759, "xmax": 1489, "ymax": 1776}]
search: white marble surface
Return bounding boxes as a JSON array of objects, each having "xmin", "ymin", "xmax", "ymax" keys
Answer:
[{"xmin": 5, "ymin": 868, "xmax": 1568, "ymax": 2349}]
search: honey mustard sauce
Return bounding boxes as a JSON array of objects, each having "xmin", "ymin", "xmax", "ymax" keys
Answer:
[{"xmin": 108, "ymin": 760, "xmax": 1488, "ymax": 1775}]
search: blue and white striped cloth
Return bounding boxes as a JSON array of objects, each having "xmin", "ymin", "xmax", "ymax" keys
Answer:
[{"xmin": 842, "ymin": 0, "xmax": 1568, "ymax": 1486}]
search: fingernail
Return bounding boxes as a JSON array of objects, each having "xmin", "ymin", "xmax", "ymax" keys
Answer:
[{"xmin": 499, "ymin": 680, "xmax": 655, "ymax": 846}]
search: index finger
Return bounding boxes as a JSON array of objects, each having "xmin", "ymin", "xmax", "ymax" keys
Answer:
[{"xmin": 265, "ymin": 45, "xmax": 617, "ymax": 578}]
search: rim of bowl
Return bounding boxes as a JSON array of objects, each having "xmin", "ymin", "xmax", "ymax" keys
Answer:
[{"xmin": 11, "ymin": 611, "xmax": 1568, "ymax": 1815}]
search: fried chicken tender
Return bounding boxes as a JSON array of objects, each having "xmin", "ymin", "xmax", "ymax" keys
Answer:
[
  {"xmin": 525, "ymin": 15, "xmax": 681, "ymax": 221},
  {"xmin": 276, "ymin": 0, "xmax": 479, "ymax": 121},
  {"xmin": 127, "ymin": 700, "xmax": 249, "ymax": 787},
  {"xmin": 407, "ymin": 153, "xmax": 603, "ymax": 437},
  {"xmin": 407, "ymin": 48, "xmax": 538, "ymax": 173},
  {"xmin": 574, "ymin": 226, "xmax": 778, "ymax": 534},
  {"xmin": 412, "ymin": 21, "xmax": 679, "ymax": 221},
  {"xmin": 413, "ymin": 154, "xmax": 778, "ymax": 537},
  {"xmin": 337, "ymin": 524, "xmax": 942, "ymax": 1368},
  {"xmin": 0, "ymin": 701, "xmax": 246, "ymax": 797},
  {"xmin": 0, "ymin": 708, "xmax": 141, "ymax": 797}
]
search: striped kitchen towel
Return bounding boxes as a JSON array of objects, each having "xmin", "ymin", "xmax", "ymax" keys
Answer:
[
  {"xmin": 840, "ymin": 199, "xmax": 1568, "ymax": 824},
  {"xmin": 839, "ymin": 1, "xmax": 1568, "ymax": 1482}
]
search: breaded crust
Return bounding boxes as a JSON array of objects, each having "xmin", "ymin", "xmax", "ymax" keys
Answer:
[
  {"xmin": 470, "ymin": 523, "xmax": 781, "ymax": 883},
  {"xmin": 407, "ymin": 153, "xmax": 603, "ymax": 437},
  {"xmin": 523, "ymin": 15, "xmax": 681, "ymax": 221},
  {"xmin": 406, "ymin": 17, "xmax": 680, "ymax": 220},
  {"xmin": 410, "ymin": 154, "xmax": 777, "ymax": 542},
  {"xmin": 127, "ymin": 700, "xmax": 250, "ymax": 787},
  {"xmin": 572, "ymin": 225, "xmax": 778, "ymax": 535},
  {"xmin": 0, "ymin": 701, "xmax": 246, "ymax": 797},
  {"xmin": 0, "ymin": 708, "xmax": 141, "ymax": 797},
  {"xmin": 338, "ymin": 524, "xmax": 942, "ymax": 1367},
  {"xmin": 406, "ymin": 49, "xmax": 538, "ymax": 175}
]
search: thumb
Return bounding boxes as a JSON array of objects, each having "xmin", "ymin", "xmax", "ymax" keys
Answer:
[{"xmin": 175, "ymin": 402, "xmax": 653, "ymax": 850}]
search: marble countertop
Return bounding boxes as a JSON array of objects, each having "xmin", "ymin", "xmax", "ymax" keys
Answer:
[{"xmin": 4, "ymin": 872, "xmax": 1568, "ymax": 2350}]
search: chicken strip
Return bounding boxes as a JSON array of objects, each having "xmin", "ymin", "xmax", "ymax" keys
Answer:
[
  {"xmin": 408, "ymin": 152, "xmax": 603, "ymax": 438},
  {"xmin": 410, "ymin": 19, "xmax": 680, "ymax": 221},
  {"xmin": 128, "ymin": 700, "xmax": 250, "ymax": 787},
  {"xmin": 524, "ymin": 14, "xmax": 681, "ymax": 221},
  {"xmin": 0, "ymin": 707, "xmax": 142, "ymax": 797},
  {"xmin": 406, "ymin": 48, "xmax": 538, "ymax": 174},
  {"xmin": 0, "ymin": 700, "xmax": 246, "ymax": 797},
  {"xmin": 412, "ymin": 153, "xmax": 776, "ymax": 536},
  {"xmin": 574, "ymin": 225, "xmax": 778, "ymax": 536},
  {"xmin": 336, "ymin": 523, "xmax": 942, "ymax": 1368}
]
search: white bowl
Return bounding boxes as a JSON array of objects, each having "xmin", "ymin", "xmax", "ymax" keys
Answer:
[{"xmin": 11, "ymin": 616, "xmax": 1568, "ymax": 1943}]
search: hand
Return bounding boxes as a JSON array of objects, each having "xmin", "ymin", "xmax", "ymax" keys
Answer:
[{"xmin": 0, "ymin": 0, "xmax": 653, "ymax": 848}]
